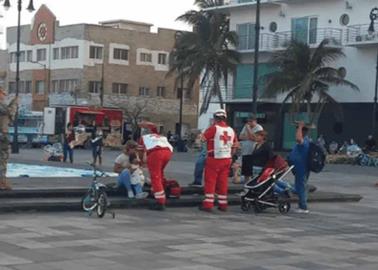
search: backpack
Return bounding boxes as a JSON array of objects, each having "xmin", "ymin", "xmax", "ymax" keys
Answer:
[{"xmin": 308, "ymin": 142, "xmax": 326, "ymax": 173}]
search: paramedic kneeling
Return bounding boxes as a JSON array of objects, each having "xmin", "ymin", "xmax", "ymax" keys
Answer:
[
  {"xmin": 138, "ymin": 121, "xmax": 173, "ymax": 211},
  {"xmin": 200, "ymin": 109, "xmax": 238, "ymax": 212}
]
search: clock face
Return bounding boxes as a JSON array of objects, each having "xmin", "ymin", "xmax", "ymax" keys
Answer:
[{"xmin": 37, "ymin": 23, "xmax": 48, "ymax": 41}]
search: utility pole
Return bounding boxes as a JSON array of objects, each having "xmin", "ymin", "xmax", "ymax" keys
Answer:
[{"xmin": 252, "ymin": 0, "xmax": 261, "ymax": 115}]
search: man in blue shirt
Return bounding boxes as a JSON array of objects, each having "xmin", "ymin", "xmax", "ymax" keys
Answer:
[{"xmin": 288, "ymin": 121, "xmax": 310, "ymax": 213}]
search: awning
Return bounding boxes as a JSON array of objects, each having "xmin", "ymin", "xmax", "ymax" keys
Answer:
[{"xmin": 77, "ymin": 110, "xmax": 105, "ymax": 115}]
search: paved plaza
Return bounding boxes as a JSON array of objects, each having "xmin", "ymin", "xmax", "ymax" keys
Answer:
[{"xmin": 0, "ymin": 149, "xmax": 377, "ymax": 269}]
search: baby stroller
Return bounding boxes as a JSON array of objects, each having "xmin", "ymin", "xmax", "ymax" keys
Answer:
[{"xmin": 240, "ymin": 155, "xmax": 294, "ymax": 214}]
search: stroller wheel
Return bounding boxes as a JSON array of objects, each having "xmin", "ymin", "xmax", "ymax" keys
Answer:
[
  {"xmin": 241, "ymin": 200, "xmax": 251, "ymax": 212},
  {"xmin": 253, "ymin": 202, "xmax": 264, "ymax": 213},
  {"xmin": 278, "ymin": 202, "xmax": 291, "ymax": 214}
]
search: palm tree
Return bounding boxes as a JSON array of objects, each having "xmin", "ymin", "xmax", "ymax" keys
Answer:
[
  {"xmin": 264, "ymin": 39, "xmax": 359, "ymax": 125},
  {"xmin": 168, "ymin": 0, "xmax": 239, "ymax": 114}
]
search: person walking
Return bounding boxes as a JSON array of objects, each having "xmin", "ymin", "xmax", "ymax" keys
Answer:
[
  {"xmin": 239, "ymin": 115, "xmax": 263, "ymax": 181},
  {"xmin": 63, "ymin": 123, "xmax": 75, "ymax": 163},
  {"xmin": 288, "ymin": 121, "xmax": 311, "ymax": 214},
  {"xmin": 91, "ymin": 125, "xmax": 103, "ymax": 166},
  {"xmin": 138, "ymin": 121, "xmax": 173, "ymax": 211},
  {"xmin": 0, "ymin": 87, "xmax": 18, "ymax": 190},
  {"xmin": 200, "ymin": 109, "xmax": 238, "ymax": 212}
]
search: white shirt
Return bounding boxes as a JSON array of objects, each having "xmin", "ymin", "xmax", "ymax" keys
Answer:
[
  {"xmin": 142, "ymin": 134, "xmax": 173, "ymax": 152},
  {"xmin": 239, "ymin": 124, "xmax": 263, "ymax": 156}
]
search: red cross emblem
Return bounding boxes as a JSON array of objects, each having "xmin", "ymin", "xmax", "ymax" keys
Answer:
[{"xmin": 219, "ymin": 131, "xmax": 231, "ymax": 145}]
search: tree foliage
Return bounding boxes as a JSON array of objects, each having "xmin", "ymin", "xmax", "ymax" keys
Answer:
[
  {"xmin": 264, "ymin": 39, "xmax": 359, "ymax": 124},
  {"xmin": 168, "ymin": 0, "xmax": 239, "ymax": 114}
]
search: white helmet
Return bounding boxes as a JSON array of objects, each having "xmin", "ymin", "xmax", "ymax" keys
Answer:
[{"xmin": 213, "ymin": 109, "xmax": 227, "ymax": 118}]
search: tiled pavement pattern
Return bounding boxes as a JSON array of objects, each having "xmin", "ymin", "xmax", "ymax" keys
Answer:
[{"xmin": 0, "ymin": 200, "xmax": 377, "ymax": 270}]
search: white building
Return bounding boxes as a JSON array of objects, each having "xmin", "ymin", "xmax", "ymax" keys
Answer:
[{"xmin": 204, "ymin": 0, "xmax": 378, "ymax": 148}]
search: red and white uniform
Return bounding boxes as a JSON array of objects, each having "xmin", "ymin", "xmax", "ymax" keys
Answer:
[
  {"xmin": 139, "ymin": 133, "xmax": 173, "ymax": 205},
  {"xmin": 202, "ymin": 121, "xmax": 237, "ymax": 210}
]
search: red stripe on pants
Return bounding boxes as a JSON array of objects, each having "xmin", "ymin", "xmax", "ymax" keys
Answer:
[
  {"xmin": 147, "ymin": 148, "xmax": 172, "ymax": 205},
  {"xmin": 202, "ymin": 157, "xmax": 231, "ymax": 209}
]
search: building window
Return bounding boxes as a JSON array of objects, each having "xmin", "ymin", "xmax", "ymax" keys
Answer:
[
  {"xmin": 8, "ymin": 81, "xmax": 32, "ymax": 94},
  {"xmin": 27, "ymin": 50, "xmax": 33, "ymax": 62},
  {"xmin": 37, "ymin": 49, "xmax": 47, "ymax": 61},
  {"xmin": 8, "ymin": 82, "xmax": 16, "ymax": 93},
  {"xmin": 140, "ymin": 53, "xmax": 152, "ymax": 62},
  {"xmin": 292, "ymin": 17, "xmax": 318, "ymax": 44},
  {"xmin": 35, "ymin": 80, "xmax": 45, "ymax": 95},
  {"xmin": 177, "ymin": 88, "xmax": 191, "ymax": 100},
  {"xmin": 18, "ymin": 51, "xmax": 25, "ymax": 62},
  {"xmin": 20, "ymin": 81, "xmax": 32, "ymax": 93},
  {"xmin": 158, "ymin": 53, "xmax": 167, "ymax": 65},
  {"xmin": 52, "ymin": 79, "xmax": 79, "ymax": 93},
  {"xmin": 139, "ymin": 87, "xmax": 149, "ymax": 96},
  {"xmin": 89, "ymin": 81, "xmax": 101, "ymax": 94},
  {"xmin": 53, "ymin": 48, "xmax": 60, "ymax": 60},
  {"xmin": 9, "ymin": 52, "xmax": 15, "ymax": 63},
  {"xmin": 61, "ymin": 46, "xmax": 79, "ymax": 59},
  {"xmin": 112, "ymin": 83, "xmax": 128, "ymax": 95},
  {"xmin": 340, "ymin": 14, "xmax": 350, "ymax": 26},
  {"xmin": 157, "ymin": 86, "xmax": 165, "ymax": 97},
  {"xmin": 236, "ymin": 23, "xmax": 256, "ymax": 50},
  {"xmin": 113, "ymin": 48, "xmax": 128, "ymax": 60},
  {"xmin": 89, "ymin": 46, "xmax": 103, "ymax": 59}
]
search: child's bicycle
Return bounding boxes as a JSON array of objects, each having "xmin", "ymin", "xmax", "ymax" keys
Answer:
[{"xmin": 81, "ymin": 162, "xmax": 115, "ymax": 218}]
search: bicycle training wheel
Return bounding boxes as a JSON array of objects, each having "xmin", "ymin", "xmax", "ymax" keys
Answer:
[{"xmin": 96, "ymin": 190, "xmax": 108, "ymax": 218}]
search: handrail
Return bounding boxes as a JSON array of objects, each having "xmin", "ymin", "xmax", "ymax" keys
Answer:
[{"xmin": 237, "ymin": 27, "xmax": 342, "ymax": 52}]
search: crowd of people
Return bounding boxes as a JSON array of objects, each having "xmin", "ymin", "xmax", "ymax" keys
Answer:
[
  {"xmin": 0, "ymin": 85, "xmax": 330, "ymax": 214},
  {"xmin": 188, "ymin": 113, "xmax": 311, "ymax": 214},
  {"xmin": 105, "ymin": 109, "xmax": 313, "ymax": 213}
]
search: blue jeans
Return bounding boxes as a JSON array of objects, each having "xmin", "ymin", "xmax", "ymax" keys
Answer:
[
  {"xmin": 193, "ymin": 153, "xmax": 206, "ymax": 184},
  {"xmin": 273, "ymin": 180, "xmax": 294, "ymax": 194},
  {"xmin": 63, "ymin": 143, "xmax": 73, "ymax": 163},
  {"xmin": 294, "ymin": 165, "xmax": 310, "ymax": 210},
  {"xmin": 117, "ymin": 169, "xmax": 143, "ymax": 195}
]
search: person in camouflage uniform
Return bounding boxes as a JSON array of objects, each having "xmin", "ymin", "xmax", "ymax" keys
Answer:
[{"xmin": 0, "ymin": 87, "xmax": 18, "ymax": 190}]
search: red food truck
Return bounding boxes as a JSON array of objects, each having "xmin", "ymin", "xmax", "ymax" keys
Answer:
[{"xmin": 43, "ymin": 105, "xmax": 123, "ymax": 147}]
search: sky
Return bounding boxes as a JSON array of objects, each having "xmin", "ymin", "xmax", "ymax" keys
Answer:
[{"xmin": 0, "ymin": 0, "xmax": 197, "ymax": 48}]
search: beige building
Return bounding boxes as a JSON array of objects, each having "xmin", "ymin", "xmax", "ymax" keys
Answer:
[{"xmin": 6, "ymin": 5, "xmax": 199, "ymax": 134}]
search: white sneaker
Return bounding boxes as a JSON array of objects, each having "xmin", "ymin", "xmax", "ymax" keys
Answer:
[
  {"xmin": 135, "ymin": 192, "xmax": 148, "ymax": 199},
  {"xmin": 128, "ymin": 190, "xmax": 135, "ymax": 199},
  {"xmin": 294, "ymin": 208, "xmax": 310, "ymax": 214}
]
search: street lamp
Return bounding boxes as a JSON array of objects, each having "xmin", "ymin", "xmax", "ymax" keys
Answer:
[
  {"xmin": 4, "ymin": 0, "xmax": 35, "ymax": 154},
  {"xmin": 369, "ymin": 7, "xmax": 378, "ymax": 137},
  {"xmin": 251, "ymin": 0, "xmax": 260, "ymax": 115}
]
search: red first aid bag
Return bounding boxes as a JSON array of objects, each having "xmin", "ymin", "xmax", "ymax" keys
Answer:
[{"xmin": 163, "ymin": 179, "xmax": 182, "ymax": 199}]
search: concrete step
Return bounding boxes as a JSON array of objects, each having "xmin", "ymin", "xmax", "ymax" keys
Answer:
[
  {"xmin": 0, "ymin": 185, "xmax": 318, "ymax": 199},
  {"xmin": 0, "ymin": 192, "xmax": 362, "ymax": 213}
]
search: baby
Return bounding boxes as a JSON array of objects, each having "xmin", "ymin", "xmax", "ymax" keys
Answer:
[{"xmin": 128, "ymin": 153, "xmax": 148, "ymax": 199}]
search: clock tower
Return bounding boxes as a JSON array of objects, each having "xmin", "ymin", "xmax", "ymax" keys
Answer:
[{"xmin": 30, "ymin": 4, "xmax": 56, "ymax": 45}]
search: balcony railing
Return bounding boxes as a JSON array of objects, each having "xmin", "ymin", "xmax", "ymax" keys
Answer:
[
  {"xmin": 345, "ymin": 22, "xmax": 378, "ymax": 45},
  {"xmin": 237, "ymin": 28, "xmax": 342, "ymax": 52}
]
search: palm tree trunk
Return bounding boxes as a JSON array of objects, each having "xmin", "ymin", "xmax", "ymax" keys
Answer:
[
  {"xmin": 306, "ymin": 99, "xmax": 312, "ymax": 125},
  {"xmin": 214, "ymin": 70, "xmax": 224, "ymax": 109}
]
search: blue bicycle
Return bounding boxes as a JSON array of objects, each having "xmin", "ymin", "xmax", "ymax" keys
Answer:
[{"xmin": 81, "ymin": 163, "xmax": 115, "ymax": 218}]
